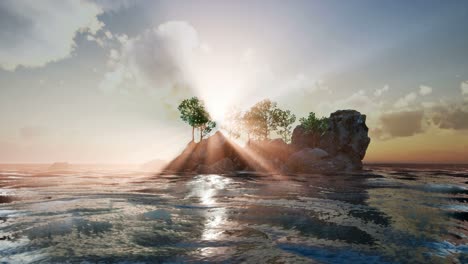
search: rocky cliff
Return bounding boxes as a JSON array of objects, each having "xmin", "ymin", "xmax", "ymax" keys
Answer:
[
  {"xmin": 290, "ymin": 110, "xmax": 371, "ymax": 172},
  {"xmin": 162, "ymin": 110, "xmax": 370, "ymax": 174}
]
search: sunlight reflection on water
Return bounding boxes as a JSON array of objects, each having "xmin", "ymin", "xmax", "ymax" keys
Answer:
[
  {"xmin": 0, "ymin": 165, "xmax": 467, "ymax": 263},
  {"xmin": 186, "ymin": 175, "xmax": 230, "ymax": 243}
]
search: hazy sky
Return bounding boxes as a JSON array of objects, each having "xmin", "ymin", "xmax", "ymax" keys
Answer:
[{"xmin": 1, "ymin": 0, "xmax": 468, "ymax": 164}]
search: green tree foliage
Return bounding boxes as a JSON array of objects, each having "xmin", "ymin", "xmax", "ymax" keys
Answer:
[
  {"xmin": 299, "ymin": 112, "xmax": 329, "ymax": 134},
  {"xmin": 273, "ymin": 108, "xmax": 296, "ymax": 143},
  {"xmin": 201, "ymin": 120, "xmax": 217, "ymax": 139},
  {"xmin": 178, "ymin": 97, "xmax": 216, "ymax": 142}
]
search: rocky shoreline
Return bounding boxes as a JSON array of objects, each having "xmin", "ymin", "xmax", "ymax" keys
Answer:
[{"xmin": 162, "ymin": 110, "xmax": 370, "ymax": 174}]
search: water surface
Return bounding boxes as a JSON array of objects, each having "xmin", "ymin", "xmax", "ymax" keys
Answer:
[{"xmin": 0, "ymin": 164, "xmax": 467, "ymax": 263}]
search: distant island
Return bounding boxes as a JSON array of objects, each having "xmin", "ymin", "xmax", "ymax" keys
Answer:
[
  {"xmin": 48, "ymin": 162, "xmax": 71, "ymax": 171},
  {"xmin": 161, "ymin": 97, "xmax": 370, "ymax": 174}
]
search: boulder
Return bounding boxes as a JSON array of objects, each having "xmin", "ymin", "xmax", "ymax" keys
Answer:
[
  {"xmin": 290, "ymin": 110, "xmax": 370, "ymax": 171},
  {"xmin": 319, "ymin": 110, "xmax": 370, "ymax": 169},
  {"xmin": 291, "ymin": 125, "xmax": 321, "ymax": 150},
  {"xmin": 285, "ymin": 148, "xmax": 329, "ymax": 172}
]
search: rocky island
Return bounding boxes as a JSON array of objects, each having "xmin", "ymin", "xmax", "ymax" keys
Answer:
[{"xmin": 163, "ymin": 109, "xmax": 370, "ymax": 174}]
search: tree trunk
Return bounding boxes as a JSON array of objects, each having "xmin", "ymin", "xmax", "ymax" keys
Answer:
[
  {"xmin": 192, "ymin": 126, "xmax": 194, "ymax": 142},
  {"xmin": 199, "ymin": 127, "xmax": 203, "ymax": 142}
]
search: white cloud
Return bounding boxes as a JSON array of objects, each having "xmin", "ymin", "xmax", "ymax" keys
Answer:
[
  {"xmin": 394, "ymin": 92, "xmax": 418, "ymax": 108},
  {"xmin": 374, "ymin": 84, "xmax": 389, "ymax": 97},
  {"xmin": 99, "ymin": 21, "xmax": 200, "ymax": 93},
  {"xmin": 318, "ymin": 90, "xmax": 382, "ymax": 122},
  {"xmin": 288, "ymin": 74, "xmax": 329, "ymax": 94},
  {"xmin": 419, "ymin": 85, "xmax": 432, "ymax": 96},
  {"xmin": 105, "ymin": 30, "xmax": 113, "ymax": 39},
  {"xmin": 99, "ymin": 20, "xmax": 331, "ymax": 117},
  {"xmin": 0, "ymin": 0, "xmax": 106, "ymax": 71}
]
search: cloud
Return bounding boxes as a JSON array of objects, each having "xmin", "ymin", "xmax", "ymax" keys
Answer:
[
  {"xmin": 419, "ymin": 85, "xmax": 432, "ymax": 96},
  {"xmin": 99, "ymin": 21, "xmax": 200, "ymax": 92},
  {"xmin": 91, "ymin": 0, "xmax": 138, "ymax": 12},
  {"xmin": 430, "ymin": 103, "xmax": 468, "ymax": 130},
  {"xmin": 317, "ymin": 90, "xmax": 383, "ymax": 121},
  {"xmin": 0, "ymin": 0, "xmax": 106, "ymax": 71},
  {"xmin": 288, "ymin": 74, "xmax": 329, "ymax": 94},
  {"xmin": 372, "ymin": 110, "xmax": 425, "ymax": 139},
  {"xmin": 374, "ymin": 84, "xmax": 389, "ymax": 97},
  {"xmin": 394, "ymin": 92, "xmax": 418, "ymax": 108}
]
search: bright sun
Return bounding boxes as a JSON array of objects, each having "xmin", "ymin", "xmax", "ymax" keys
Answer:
[{"xmin": 194, "ymin": 66, "xmax": 244, "ymax": 124}]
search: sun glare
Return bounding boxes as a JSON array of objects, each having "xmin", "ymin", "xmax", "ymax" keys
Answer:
[{"xmin": 194, "ymin": 67, "xmax": 242, "ymax": 123}]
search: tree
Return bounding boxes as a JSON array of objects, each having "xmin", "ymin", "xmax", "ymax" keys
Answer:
[
  {"xmin": 273, "ymin": 108, "xmax": 296, "ymax": 143},
  {"xmin": 178, "ymin": 97, "xmax": 215, "ymax": 142},
  {"xmin": 222, "ymin": 106, "xmax": 243, "ymax": 139},
  {"xmin": 201, "ymin": 120, "xmax": 217, "ymax": 140},
  {"xmin": 243, "ymin": 99, "xmax": 278, "ymax": 140},
  {"xmin": 299, "ymin": 112, "xmax": 329, "ymax": 134}
]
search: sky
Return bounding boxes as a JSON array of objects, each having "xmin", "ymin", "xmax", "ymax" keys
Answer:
[{"xmin": 0, "ymin": 0, "xmax": 468, "ymax": 164}]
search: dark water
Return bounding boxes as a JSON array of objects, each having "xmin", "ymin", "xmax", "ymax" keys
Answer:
[{"xmin": 0, "ymin": 164, "xmax": 467, "ymax": 263}]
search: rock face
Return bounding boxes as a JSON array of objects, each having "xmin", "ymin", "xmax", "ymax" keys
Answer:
[
  {"xmin": 285, "ymin": 148, "xmax": 328, "ymax": 172},
  {"xmin": 288, "ymin": 110, "xmax": 370, "ymax": 172},
  {"xmin": 320, "ymin": 110, "xmax": 370, "ymax": 162},
  {"xmin": 163, "ymin": 109, "xmax": 370, "ymax": 175},
  {"xmin": 291, "ymin": 126, "xmax": 320, "ymax": 150}
]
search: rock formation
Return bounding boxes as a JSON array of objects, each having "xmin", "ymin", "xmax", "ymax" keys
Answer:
[
  {"xmin": 162, "ymin": 110, "xmax": 370, "ymax": 175},
  {"xmin": 289, "ymin": 110, "xmax": 370, "ymax": 172},
  {"xmin": 163, "ymin": 131, "xmax": 252, "ymax": 174}
]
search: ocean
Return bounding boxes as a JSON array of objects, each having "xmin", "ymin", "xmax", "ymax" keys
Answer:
[{"xmin": 0, "ymin": 164, "xmax": 467, "ymax": 263}]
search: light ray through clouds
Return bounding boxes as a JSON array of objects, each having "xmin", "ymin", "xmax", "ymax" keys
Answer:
[{"xmin": 1, "ymin": 0, "xmax": 468, "ymax": 163}]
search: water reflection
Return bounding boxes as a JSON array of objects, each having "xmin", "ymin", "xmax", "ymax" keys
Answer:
[
  {"xmin": 186, "ymin": 174, "xmax": 230, "ymax": 248},
  {"xmin": 0, "ymin": 165, "xmax": 466, "ymax": 263}
]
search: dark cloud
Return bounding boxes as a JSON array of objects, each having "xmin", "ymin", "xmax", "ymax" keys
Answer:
[
  {"xmin": 0, "ymin": 0, "xmax": 104, "ymax": 70},
  {"xmin": 0, "ymin": 2, "xmax": 34, "ymax": 49},
  {"xmin": 431, "ymin": 104, "xmax": 468, "ymax": 130},
  {"xmin": 371, "ymin": 102, "xmax": 468, "ymax": 141},
  {"xmin": 372, "ymin": 110, "xmax": 425, "ymax": 140}
]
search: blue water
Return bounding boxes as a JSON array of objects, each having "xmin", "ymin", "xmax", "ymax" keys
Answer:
[{"xmin": 0, "ymin": 164, "xmax": 467, "ymax": 263}]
